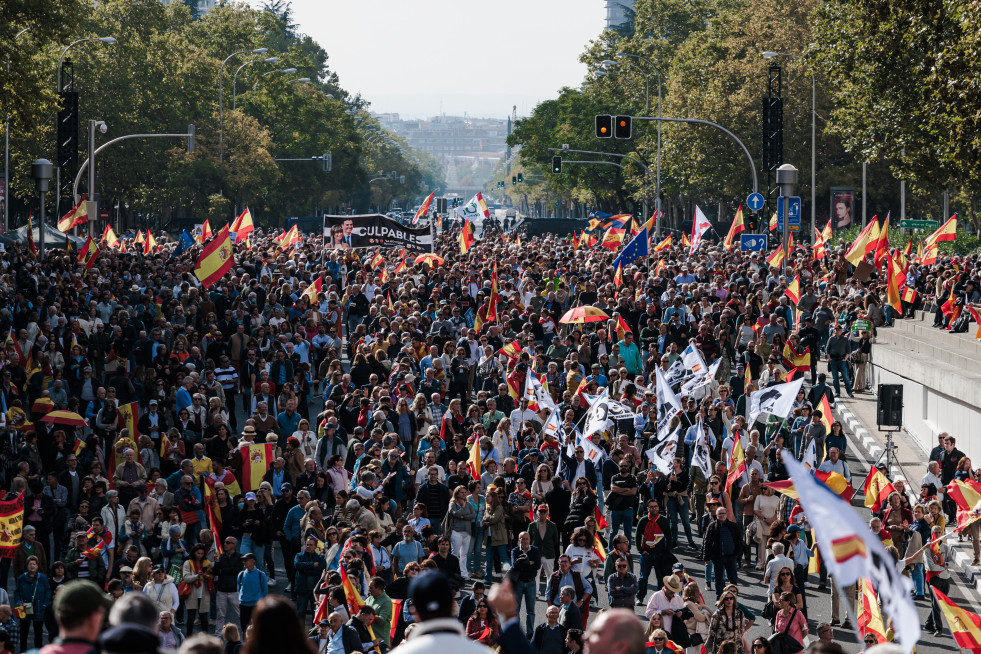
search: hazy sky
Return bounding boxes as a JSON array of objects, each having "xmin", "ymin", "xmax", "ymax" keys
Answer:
[{"xmin": 244, "ymin": 0, "xmax": 607, "ymax": 119}]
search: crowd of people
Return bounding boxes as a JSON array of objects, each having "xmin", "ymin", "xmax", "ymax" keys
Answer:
[{"xmin": 0, "ymin": 212, "xmax": 965, "ymax": 654}]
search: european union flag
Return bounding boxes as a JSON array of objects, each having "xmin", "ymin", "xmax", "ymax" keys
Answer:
[
  {"xmin": 171, "ymin": 229, "xmax": 194, "ymax": 260},
  {"xmin": 611, "ymin": 226, "xmax": 649, "ymax": 269}
]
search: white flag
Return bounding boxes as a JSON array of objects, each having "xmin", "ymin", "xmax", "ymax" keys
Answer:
[
  {"xmin": 747, "ymin": 376, "xmax": 804, "ymax": 426},
  {"xmin": 690, "ymin": 419, "xmax": 712, "ymax": 480},
  {"xmin": 646, "ymin": 425, "xmax": 681, "ymax": 475},
  {"xmin": 524, "ymin": 371, "xmax": 558, "ymax": 412},
  {"xmin": 662, "ymin": 358, "xmax": 689, "ymax": 387},
  {"xmin": 782, "ymin": 453, "xmax": 920, "ymax": 653},
  {"xmin": 654, "ymin": 366, "xmax": 682, "ymax": 439},
  {"xmin": 543, "ymin": 410, "xmax": 561, "ymax": 440},
  {"xmin": 455, "ymin": 193, "xmax": 488, "ymax": 222},
  {"xmin": 681, "ymin": 343, "xmax": 707, "ymax": 377},
  {"xmin": 801, "ymin": 438, "xmax": 817, "ymax": 470},
  {"xmin": 582, "ymin": 395, "xmax": 635, "ymax": 441},
  {"xmin": 690, "ymin": 204, "xmax": 712, "ymax": 255},
  {"xmin": 681, "ymin": 357, "xmax": 721, "ymax": 397}
]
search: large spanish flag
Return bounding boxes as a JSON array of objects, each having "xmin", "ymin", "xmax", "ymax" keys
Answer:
[
  {"xmin": 766, "ymin": 470, "xmax": 852, "ymax": 501},
  {"xmin": 933, "ymin": 586, "xmax": 981, "ymax": 650},
  {"xmin": 303, "ymin": 277, "xmax": 323, "ymax": 305},
  {"xmin": 239, "ymin": 443, "xmax": 274, "ymax": 493},
  {"xmin": 782, "ymin": 342, "xmax": 811, "ymax": 373},
  {"xmin": 412, "ymin": 192, "xmax": 435, "ymax": 225},
  {"xmin": 194, "ymin": 225, "xmax": 234, "ymax": 289},
  {"xmin": 785, "ymin": 276, "xmax": 801, "ymax": 304},
  {"xmin": 925, "ymin": 214, "xmax": 957, "ymax": 246},
  {"xmin": 57, "ymin": 195, "xmax": 88, "ymax": 232},
  {"xmin": 857, "ymin": 578, "xmax": 886, "ymax": 643},
  {"xmin": 653, "ymin": 234, "xmax": 672, "ymax": 252},
  {"xmin": 863, "ymin": 467, "xmax": 896, "ymax": 513},
  {"xmin": 946, "ymin": 478, "xmax": 981, "ymax": 530},
  {"xmin": 844, "ymin": 218, "xmax": 878, "ymax": 266},
  {"xmin": 725, "ymin": 439, "xmax": 747, "ymax": 495},
  {"xmin": 766, "ymin": 245, "xmax": 785, "ymax": 268},
  {"xmin": 116, "ymin": 401, "xmax": 140, "ymax": 437},
  {"xmin": 459, "ymin": 220, "xmax": 475, "ymax": 254}
]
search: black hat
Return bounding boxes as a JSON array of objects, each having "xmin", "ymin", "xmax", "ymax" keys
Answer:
[
  {"xmin": 241, "ymin": 552, "xmax": 257, "ymax": 561},
  {"xmin": 409, "ymin": 570, "xmax": 454, "ymax": 617}
]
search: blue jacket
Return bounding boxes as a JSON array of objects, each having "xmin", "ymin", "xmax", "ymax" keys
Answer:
[
  {"xmin": 293, "ymin": 550, "xmax": 327, "ymax": 593},
  {"xmin": 284, "ymin": 503, "xmax": 306, "ymax": 543},
  {"xmin": 559, "ymin": 451, "xmax": 598, "ymax": 488},
  {"xmin": 14, "ymin": 572, "xmax": 51, "ymax": 618},
  {"xmin": 237, "ymin": 567, "xmax": 268, "ymax": 606}
]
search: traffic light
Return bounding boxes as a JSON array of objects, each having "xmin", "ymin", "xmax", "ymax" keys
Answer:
[
  {"xmin": 512, "ymin": 176, "xmax": 517, "ymax": 186},
  {"xmin": 595, "ymin": 114, "xmax": 612, "ymax": 138},
  {"xmin": 746, "ymin": 213, "xmax": 758, "ymax": 232},
  {"xmin": 614, "ymin": 115, "xmax": 632, "ymax": 139},
  {"xmin": 552, "ymin": 156, "xmax": 562, "ymax": 173},
  {"xmin": 517, "ymin": 173, "xmax": 523, "ymax": 183}
]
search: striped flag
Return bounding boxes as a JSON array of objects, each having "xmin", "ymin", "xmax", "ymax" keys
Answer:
[
  {"xmin": 932, "ymin": 586, "xmax": 981, "ymax": 650},
  {"xmin": 239, "ymin": 443, "xmax": 275, "ymax": 493}
]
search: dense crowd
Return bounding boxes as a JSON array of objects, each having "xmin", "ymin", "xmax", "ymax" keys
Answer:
[{"xmin": 0, "ymin": 215, "xmax": 966, "ymax": 654}]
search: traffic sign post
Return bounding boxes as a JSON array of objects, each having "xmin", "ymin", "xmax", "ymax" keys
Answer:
[
  {"xmin": 746, "ymin": 192, "xmax": 765, "ymax": 212},
  {"xmin": 777, "ymin": 196, "xmax": 802, "ymax": 232},
  {"xmin": 898, "ymin": 219, "xmax": 938, "ymax": 230},
  {"xmin": 740, "ymin": 233, "xmax": 767, "ymax": 252}
]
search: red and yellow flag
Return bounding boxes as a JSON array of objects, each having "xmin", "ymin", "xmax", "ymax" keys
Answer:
[
  {"xmin": 498, "ymin": 341, "xmax": 522, "ymax": 359},
  {"xmin": 653, "ymin": 234, "xmax": 672, "ymax": 252},
  {"xmin": 857, "ymin": 578, "xmax": 887, "ymax": 643},
  {"xmin": 144, "ymin": 232, "xmax": 158, "ymax": 256},
  {"xmin": 680, "ymin": 233, "xmax": 691, "ymax": 248},
  {"xmin": 459, "ymin": 220, "xmax": 475, "ymax": 254},
  {"xmin": 781, "ymin": 342, "xmax": 811, "ymax": 373},
  {"xmin": 593, "ymin": 504, "xmax": 608, "ymax": 530},
  {"xmin": 230, "ymin": 207, "xmax": 255, "ymax": 242},
  {"xmin": 785, "ymin": 276, "xmax": 801, "ymax": 304},
  {"xmin": 613, "ymin": 264, "xmax": 623, "ymax": 287},
  {"xmin": 26, "ymin": 214, "xmax": 37, "ymax": 257},
  {"xmin": 901, "ymin": 287, "xmax": 918, "ymax": 305},
  {"xmin": 723, "ymin": 205, "xmax": 745, "ymax": 251},
  {"xmin": 947, "ymin": 478, "xmax": 981, "ymax": 530},
  {"xmin": 303, "ymin": 277, "xmax": 323, "ymax": 305},
  {"xmin": 102, "ymin": 224, "xmax": 119, "ymax": 249},
  {"xmin": 602, "ymin": 227, "xmax": 626, "ymax": 250},
  {"xmin": 194, "ymin": 225, "xmax": 234, "ymax": 289},
  {"xmin": 933, "ymin": 587, "xmax": 981, "ymax": 649},
  {"xmin": 615, "ymin": 314, "xmax": 631, "ymax": 341},
  {"xmin": 863, "ymin": 467, "xmax": 896, "ymax": 513},
  {"xmin": 116, "ymin": 401, "xmax": 140, "ymax": 438},
  {"xmin": 873, "ymin": 215, "xmax": 890, "ymax": 265},
  {"xmin": 844, "ymin": 218, "xmax": 878, "ymax": 266},
  {"xmin": 201, "ymin": 219, "xmax": 214, "ymax": 242},
  {"xmin": 812, "ymin": 227, "xmax": 826, "ymax": 261},
  {"xmin": 0, "ymin": 493, "xmax": 24, "ymax": 558},
  {"xmin": 592, "ymin": 533, "xmax": 607, "ymax": 562},
  {"xmin": 393, "ymin": 259, "xmax": 406, "ymax": 275},
  {"xmin": 766, "ymin": 245, "xmax": 785, "ymax": 268},
  {"xmin": 466, "ymin": 438, "xmax": 481, "ymax": 479},
  {"xmin": 725, "ymin": 439, "xmax": 746, "ymax": 495},
  {"xmin": 925, "ymin": 214, "xmax": 957, "ymax": 246},
  {"xmin": 279, "ymin": 224, "xmax": 300, "ymax": 251},
  {"xmin": 57, "ymin": 195, "xmax": 88, "ymax": 232},
  {"xmin": 412, "ymin": 192, "xmax": 435, "ymax": 225},
  {"xmin": 239, "ymin": 443, "xmax": 274, "ymax": 493},
  {"xmin": 886, "ymin": 254, "xmax": 905, "ymax": 314}
]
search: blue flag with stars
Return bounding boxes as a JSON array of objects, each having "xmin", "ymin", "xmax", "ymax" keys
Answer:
[
  {"xmin": 611, "ymin": 226, "xmax": 649, "ymax": 269},
  {"xmin": 171, "ymin": 230, "xmax": 194, "ymax": 260}
]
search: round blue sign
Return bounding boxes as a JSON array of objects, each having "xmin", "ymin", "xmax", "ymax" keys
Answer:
[{"xmin": 746, "ymin": 192, "xmax": 765, "ymax": 212}]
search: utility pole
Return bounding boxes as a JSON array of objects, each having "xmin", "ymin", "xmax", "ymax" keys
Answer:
[{"xmin": 777, "ymin": 163, "xmax": 798, "ymax": 277}]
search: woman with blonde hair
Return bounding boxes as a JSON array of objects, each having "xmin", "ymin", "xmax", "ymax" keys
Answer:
[
  {"xmin": 531, "ymin": 464, "xmax": 553, "ymax": 504},
  {"xmin": 133, "ymin": 556, "xmax": 153, "ymax": 588},
  {"xmin": 683, "ymin": 580, "xmax": 713, "ymax": 652},
  {"xmin": 705, "ymin": 590, "xmax": 748, "ymax": 654}
]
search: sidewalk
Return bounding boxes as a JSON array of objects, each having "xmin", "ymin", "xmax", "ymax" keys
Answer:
[{"xmin": 833, "ymin": 389, "xmax": 981, "ymax": 590}]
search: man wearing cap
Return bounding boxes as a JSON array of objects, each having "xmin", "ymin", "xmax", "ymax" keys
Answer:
[
  {"xmin": 237, "ymin": 552, "xmax": 268, "ymax": 630},
  {"xmin": 136, "ymin": 400, "xmax": 167, "ymax": 444},
  {"xmin": 396, "ymin": 571, "xmax": 493, "ymax": 654},
  {"xmin": 39, "ymin": 580, "xmax": 110, "ymax": 654},
  {"xmin": 141, "ymin": 566, "xmax": 179, "ymax": 616}
]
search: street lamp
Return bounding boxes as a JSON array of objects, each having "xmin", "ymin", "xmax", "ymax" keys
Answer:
[
  {"xmin": 290, "ymin": 77, "xmax": 312, "ymax": 84},
  {"xmin": 31, "ymin": 159, "xmax": 53, "ymax": 260},
  {"xmin": 262, "ymin": 67, "xmax": 297, "ymax": 77},
  {"xmin": 232, "ymin": 56, "xmax": 279, "ymax": 110},
  {"xmin": 58, "ymin": 36, "xmax": 117, "ymax": 91},
  {"xmin": 5, "ymin": 27, "xmax": 30, "ymax": 233},
  {"xmin": 763, "ymin": 50, "xmax": 817, "ymax": 237},
  {"xmin": 219, "ymin": 47, "xmax": 269, "ymax": 161}
]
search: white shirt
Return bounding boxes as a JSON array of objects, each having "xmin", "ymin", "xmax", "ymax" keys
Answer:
[{"xmin": 645, "ymin": 589, "xmax": 685, "ymax": 630}]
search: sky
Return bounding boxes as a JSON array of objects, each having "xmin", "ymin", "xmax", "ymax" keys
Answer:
[{"xmin": 244, "ymin": 0, "xmax": 607, "ymax": 119}]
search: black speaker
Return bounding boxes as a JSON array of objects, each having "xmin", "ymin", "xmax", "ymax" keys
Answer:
[{"xmin": 877, "ymin": 384, "xmax": 903, "ymax": 427}]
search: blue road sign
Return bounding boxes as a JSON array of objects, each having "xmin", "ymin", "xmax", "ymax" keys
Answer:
[
  {"xmin": 777, "ymin": 196, "xmax": 802, "ymax": 232},
  {"xmin": 746, "ymin": 192, "xmax": 765, "ymax": 212},
  {"xmin": 740, "ymin": 234, "xmax": 767, "ymax": 252}
]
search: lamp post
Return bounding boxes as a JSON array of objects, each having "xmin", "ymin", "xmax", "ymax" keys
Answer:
[
  {"xmin": 776, "ymin": 163, "xmax": 798, "ymax": 276},
  {"xmin": 5, "ymin": 27, "xmax": 30, "ymax": 233},
  {"xmin": 55, "ymin": 35, "xmax": 116, "ymax": 220},
  {"xmin": 219, "ymin": 47, "xmax": 268, "ymax": 162},
  {"xmin": 616, "ymin": 53, "xmax": 663, "ymax": 234},
  {"xmin": 762, "ymin": 51, "xmax": 816, "ymax": 238},
  {"xmin": 232, "ymin": 57, "xmax": 279, "ymax": 110},
  {"xmin": 31, "ymin": 159, "xmax": 53, "ymax": 260}
]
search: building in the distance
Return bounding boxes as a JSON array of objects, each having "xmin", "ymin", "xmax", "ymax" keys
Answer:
[
  {"xmin": 604, "ymin": 0, "xmax": 635, "ymax": 34},
  {"xmin": 161, "ymin": 0, "xmax": 217, "ymax": 18},
  {"xmin": 376, "ymin": 114, "xmax": 507, "ymax": 197}
]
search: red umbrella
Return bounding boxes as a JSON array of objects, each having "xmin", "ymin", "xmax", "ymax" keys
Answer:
[
  {"xmin": 559, "ymin": 305, "xmax": 610, "ymax": 324},
  {"xmin": 31, "ymin": 398, "xmax": 55, "ymax": 414}
]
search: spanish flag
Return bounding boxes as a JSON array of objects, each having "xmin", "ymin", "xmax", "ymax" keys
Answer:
[
  {"xmin": 303, "ymin": 277, "xmax": 323, "ymax": 305},
  {"xmin": 886, "ymin": 254, "xmax": 905, "ymax": 314},
  {"xmin": 26, "ymin": 214, "xmax": 37, "ymax": 257},
  {"xmin": 613, "ymin": 264, "xmax": 623, "ymax": 287},
  {"xmin": 768, "ymin": 211, "xmax": 778, "ymax": 232},
  {"xmin": 812, "ymin": 227, "xmax": 826, "ymax": 261},
  {"xmin": 817, "ymin": 394, "xmax": 834, "ymax": 434},
  {"xmin": 393, "ymin": 259, "xmax": 406, "ymax": 274},
  {"xmin": 863, "ymin": 467, "xmax": 896, "ymax": 513},
  {"xmin": 12, "ymin": 606, "xmax": 26, "ymax": 619},
  {"xmin": 379, "ymin": 268, "xmax": 389, "ymax": 283},
  {"xmin": 279, "ymin": 224, "xmax": 300, "ymax": 251},
  {"xmin": 143, "ymin": 231, "xmax": 157, "ymax": 256},
  {"xmin": 830, "ymin": 533, "xmax": 867, "ymax": 564},
  {"xmin": 201, "ymin": 219, "xmax": 214, "ymax": 242},
  {"xmin": 901, "ymin": 287, "xmax": 918, "ymax": 304},
  {"xmin": 615, "ymin": 313, "xmax": 631, "ymax": 340},
  {"xmin": 486, "ymin": 261, "xmax": 499, "ymax": 323},
  {"xmin": 340, "ymin": 564, "xmax": 382, "ymax": 653},
  {"xmin": 230, "ymin": 207, "xmax": 255, "ymax": 242},
  {"xmin": 116, "ymin": 401, "xmax": 140, "ymax": 437},
  {"xmin": 723, "ymin": 205, "xmax": 745, "ymax": 250},
  {"xmin": 459, "ymin": 220, "xmax": 475, "ymax": 254},
  {"xmin": 368, "ymin": 252, "xmax": 384, "ymax": 269},
  {"xmin": 925, "ymin": 214, "xmax": 957, "ymax": 246},
  {"xmin": 239, "ymin": 443, "xmax": 274, "ymax": 493},
  {"xmin": 785, "ymin": 276, "xmax": 801, "ymax": 304},
  {"xmin": 782, "ymin": 342, "xmax": 810, "ymax": 373},
  {"xmin": 681, "ymin": 233, "xmax": 691, "ymax": 248},
  {"xmin": 498, "ymin": 341, "xmax": 522, "ymax": 359},
  {"xmin": 766, "ymin": 245, "xmax": 785, "ymax": 268},
  {"xmin": 592, "ymin": 533, "xmax": 607, "ymax": 562},
  {"xmin": 857, "ymin": 578, "xmax": 886, "ymax": 644},
  {"xmin": 872, "ymin": 214, "xmax": 890, "ymax": 265},
  {"xmin": 946, "ymin": 478, "xmax": 981, "ymax": 530},
  {"xmin": 844, "ymin": 218, "xmax": 878, "ymax": 266},
  {"xmin": 194, "ymin": 225, "xmax": 234, "ymax": 289},
  {"xmin": 57, "ymin": 195, "xmax": 88, "ymax": 232},
  {"xmin": 933, "ymin": 586, "xmax": 981, "ymax": 649},
  {"xmin": 466, "ymin": 437, "xmax": 481, "ymax": 479},
  {"xmin": 102, "ymin": 224, "xmax": 120, "ymax": 249},
  {"xmin": 593, "ymin": 503, "xmax": 608, "ymax": 530},
  {"xmin": 412, "ymin": 192, "xmax": 435, "ymax": 225},
  {"xmin": 653, "ymin": 234, "xmax": 672, "ymax": 252},
  {"xmin": 921, "ymin": 240, "xmax": 939, "ymax": 265},
  {"xmin": 602, "ymin": 227, "xmax": 626, "ymax": 250},
  {"xmin": 725, "ymin": 438, "xmax": 747, "ymax": 495},
  {"xmin": 135, "ymin": 230, "xmax": 146, "ymax": 246}
]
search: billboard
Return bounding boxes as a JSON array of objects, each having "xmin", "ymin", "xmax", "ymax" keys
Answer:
[
  {"xmin": 323, "ymin": 213, "xmax": 433, "ymax": 253},
  {"xmin": 830, "ymin": 187, "xmax": 855, "ymax": 230}
]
